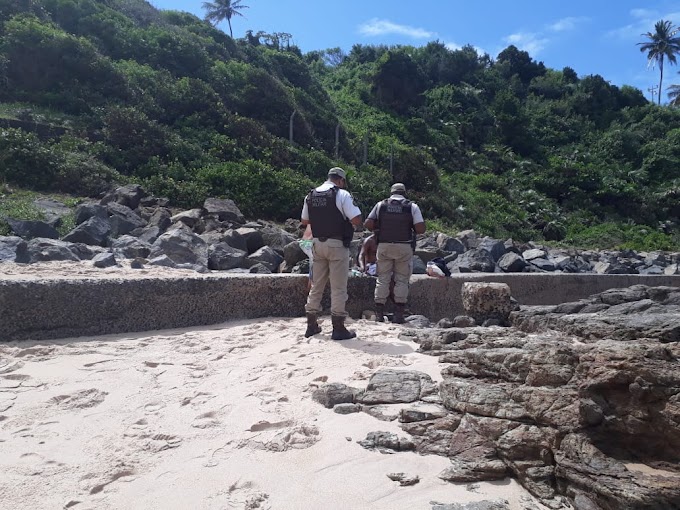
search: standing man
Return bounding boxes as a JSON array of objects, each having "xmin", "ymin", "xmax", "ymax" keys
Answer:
[
  {"xmin": 301, "ymin": 167, "xmax": 362, "ymax": 340},
  {"xmin": 364, "ymin": 183, "xmax": 425, "ymax": 324}
]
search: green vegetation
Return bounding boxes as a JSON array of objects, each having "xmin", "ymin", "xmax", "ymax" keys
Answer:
[{"xmin": 2, "ymin": 0, "xmax": 680, "ymax": 251}]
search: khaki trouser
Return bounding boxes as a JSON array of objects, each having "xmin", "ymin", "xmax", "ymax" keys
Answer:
[
  {"xmin": 305, "ymin": 238, "xmax": 350, "ymax": 317},
  {"xmin": 375, "ymin": 243, "xmax": 413, "ymax": 305}
]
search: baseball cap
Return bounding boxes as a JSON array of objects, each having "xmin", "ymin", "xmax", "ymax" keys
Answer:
[
  {"xmin": 390, "ymin": 183, "xmax": 406, "ymax": 193},
  {"xmin": 328, "ymin": 167, "xmax": 346, "ymax": 179}
]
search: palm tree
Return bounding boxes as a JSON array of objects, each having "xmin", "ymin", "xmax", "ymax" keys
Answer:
[
  {"xmin": 638, "ymin": 20, "xmax": 680, "ymax": 105},
  {"xmin": 202, "ymin": 0, "xmax": 248, "ymax": 38},
  {"xmin": 669, "ymin": 83, "xmax": 680, "ymax": 106}
]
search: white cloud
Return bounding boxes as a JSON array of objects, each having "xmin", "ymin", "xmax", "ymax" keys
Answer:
[
  {"xmin": 444, "ymin": 41, "xmax": 487, "ymax": 55},
  {"xmin": 358, "ymin": 18, "xmax": 435, "ymax": 39},
  {"xmin": 548, "ymin": 16, "xmax": 590, "ymax": 32},
  {"xmin": 607, "ymin": 10, "xmax": 680, "ymax": 40},
  {"xmin": 503, "ymin": 32, "xmax": 549, "ymax": 56}
]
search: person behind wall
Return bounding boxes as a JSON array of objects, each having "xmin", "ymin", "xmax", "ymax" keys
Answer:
[
  {"xmin": 358, "ymin": 232, "xmax": 378, "ymax": 276},
  {"xmin": 364, "ymin": 183, "xmax": 426, "ymax": 324},
  {"xmin": 301, "ymin": 167, "xmax": 363, "ymax": 340}
]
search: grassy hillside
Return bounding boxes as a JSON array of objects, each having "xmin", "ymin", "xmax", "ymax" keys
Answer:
[{"xmin": 2, "ymin": 0, "xmax": 680, "ymax": 249}]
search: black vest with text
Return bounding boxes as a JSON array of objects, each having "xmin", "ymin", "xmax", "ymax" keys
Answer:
[
  {"xmin": 306, "ymin": 186, "xmax": 346, "ymax": 241},
  {"xmin": 377, "ymin": 198, "xmax": 413, "ymax": 243}
]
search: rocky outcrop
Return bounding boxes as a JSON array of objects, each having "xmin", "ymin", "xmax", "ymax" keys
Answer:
[
  {"xmin": 4, "ymin": 185, "xmax": 680, "ymax": 279},
  {"xmin": 317, "ymin": 285, "xmax": 680, "ymax": 510}
]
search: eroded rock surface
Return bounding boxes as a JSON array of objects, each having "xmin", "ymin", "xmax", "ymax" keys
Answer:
[{"xmin": 321, "ymin": 285, "xmax": 680, "ymax": 510}]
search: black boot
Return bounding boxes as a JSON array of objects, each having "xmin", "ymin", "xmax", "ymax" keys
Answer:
[
  {"xmin": 393, "ymin": 303, "xmax": 406, "ymax": 324},
  {"xmin": 331, "ymin": 316, "xmax": 356, "ymax": 340},
  {"xmin": 374, "ymin": 303, "xmax": 385, "ymax": 322},
  {"xmin": 305, "ymin": 313, "xmax": 322, "ymax": 338}
]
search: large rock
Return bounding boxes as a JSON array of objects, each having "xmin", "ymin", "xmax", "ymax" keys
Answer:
[
  {"xmin": 0, "ymin": 236, "xmax": 28, "ymax": 263},
  {"xmin": 461, "ymin": 282, "xmax": 514, "ymax": 324},
  {"xmin": 149, "ymin": 225, "xmax": 208, "ymax": 269},
  {"xmin": 25, "ymin": 238, "xmax": 80, "ymax": 262},
  {"xmin": 62, "ymin": 216, "xmax": 111, "ymax": 246},
  {"xmin": 102, "ymin": 184, "xmax": 147, "ymax": 210},
  {"xmin": 208, "ymin": 243, "xmax": 247, "ymax": 270},
  {"xmin": 246, "ymin": 246, "xmax": 283, "ymax": 272},
  {"xmin": 202, "ymin": 198, "xmax": 245, "ymax": 224},
  {"xmin": 261, "ymin": 226, "xmax": 296, "ymax": 254},
  {"xmin": 477, "ymin": 237, "xmax": 506, "ymax": 262},
  {"xmin": 5, "ymin": 218, "xmax": 59, "ymax": 240},
  {"xmin": 111, "ymin": 235, "xmax": 152, "ymax": 259},
  {"xmin": 74, "ymin": 203, "xmax": 107, "ymax": 225},
  {"xmin": 498, "ymin": 252, "xmax": 528, "ymax": 273},
  {"xmin": 107, "ymin": 202, "xmax": 147, "ymax": 237},
  {"xmin": 147, "ymin": 208, "xmax": 172, "ymax": 231},
  {"xmin": 448, "ymin": 249, "xmax": 496, "ymax": 273},
  {"xmin": 170, "ymin": 209, "xmax": 202, "ymax": 230},
  {"xmin": 437, "ymin": 234, "xmax": 465, "ymax": 254},
  {"xmin": 236, "ymin": 227, "xmax": 265, "ymax": 254},
  {"xmin": 356, "ymin": 370, "xmax": 437, "ymax": 405},
  {"xmin": 283, "ymin": 241, "xmax": 307, "ymax": 268}
]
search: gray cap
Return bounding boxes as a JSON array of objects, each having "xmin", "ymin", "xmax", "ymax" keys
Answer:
[
  {"xmin": 328, "ymin": 167, "xmax": 346, "ymax": 179},
  {"xmin": 390, "ymin": 183, "xmax": 406, "ymax": 193}
]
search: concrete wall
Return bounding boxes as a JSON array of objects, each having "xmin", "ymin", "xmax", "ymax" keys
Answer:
[{"xmin": 2, "ymin": 273, "xmax": 680, "ymax": 341}]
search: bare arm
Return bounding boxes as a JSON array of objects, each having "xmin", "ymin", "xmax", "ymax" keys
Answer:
[
  {"xmin": 414, "ymin": 222, "xmax": 426, "ymax": 235},
  {"xmin": 364, "ymin": 218, "xmax": 376, "ymax": 231},
  {"xmin": 358, "ymin": 243, "xmax": 366, "ymax": 270},
  {"xmin": 349, "ymin": 214, "xmax": 362, "ymax": 227}
]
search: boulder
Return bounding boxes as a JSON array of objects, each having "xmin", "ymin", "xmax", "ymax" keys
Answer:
[
  {"xmin": 170, "ymin": 209, "xmax": 203, "ymax": 230},
  {"xmin": 236, "ymin": 227, "xmax": 265, "ymax": 254},
  {"xmin": 62, "ymin": 216, "xmax": 111, "ymax": 246},
  {"xmin": 6, "ymin": 218, "xmax": 59, "ymax": 240},
  {"xmin": 208, "ymin": 243, "xmax": 247, "ymax": 270},
  {"xmin": 202, "ymin": 198, "xmax": 245, "ymax": 224},
  {"xmin": 0, "ymin": 236, "xmax": 28, "ymax": 263},
  {"xmin": 436, "ymin": 233, "xmax": 466, "ymax": 254},
  {"xmin": 26, "ymin": 238, "xmax": 80, "ymax": 263},
  {"xmin": 261, "ymin": 226, "xmax": 296, "ymax": 254},
  {"xmin": 111, "ymin": 235, "xmax": 152, "ymax": 259},
  {"xmin": 412, "ymin": 256, "xmax": 427, "ymax": 275},
  {"xmin": 107, "ymin": 202, "xmax": 147, "ymax": 237},
  {"xmin": 498, "ymin": 252, "xmax": 528, "ymax": 273},
  {"xmin": 92, "ymin": 252, "xmax": 117, "ymax": 268},
  {"xmin": 356, "ymin": 370, "xmax": 437, "ymax": 405},
  {"xmin": 246, "ymin": 246, "xmax": 283, "ymax": 272},
  {"xmin": 461, "ymin": 282, "xmax": 514, "ymax": 324},
  {"xmin": 74, "ymin": 203, "xmax": 107, "ymax": 225},
  {"xmin": 448, "ymin": 249, "xmax": 496, "ymax": 273},
  {"xmin": 283, "ymin": 241, "xmax": 307, "ymax": 268},
  {"xmin": 102, "ymin": 184, "xmax": 147, "ymax": 210},
  {"xmin": 477, "ymin": 237, "xmax": 506, "ymax": 262},
  {"xmin": 147, "ymin": 208, "xmax": 172, "ymax": 231},
  {"xmin": 149, "ymin": 225, "xmax": 208, "ymax": 269}
]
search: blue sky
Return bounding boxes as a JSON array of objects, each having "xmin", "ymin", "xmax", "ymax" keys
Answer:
[{"xmin": 151, "ymin": 0, "xmax": 680, "ymax": 101}]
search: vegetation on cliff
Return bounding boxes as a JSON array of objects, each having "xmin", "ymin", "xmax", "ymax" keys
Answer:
[{"xmin": 2, "ymin": 0, "xmax": 680, "ymax": 249}]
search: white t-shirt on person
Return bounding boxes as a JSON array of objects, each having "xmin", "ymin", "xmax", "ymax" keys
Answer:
[{"xmin": 301, "ymin": 180, "xmax": 362, "ymax": 222}]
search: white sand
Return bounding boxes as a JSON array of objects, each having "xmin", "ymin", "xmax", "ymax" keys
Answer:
[{"xmin": 0, "ymin": 314, "xmax": 548, "ymax": 510}]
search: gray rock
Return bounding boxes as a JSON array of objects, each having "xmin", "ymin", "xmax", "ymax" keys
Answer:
[
  {"xmin": 283, "ymin": 241, "xmax": 307, "ymax": 268},
  {"xmin": 6, "ymin": 218, "xmax": 59, "ymax": 240},
  {"xmin": 249, "ymin": 263, "xmax": 272, "ymax": 274},
  {"xmin": 356, "ymin": 369, "xmax": 437, "ymax": 405},
  {"xmin": 107, "ymin": 202, "xmax": 147, "ymax": 237},
  {"xmin": 412, "ymin": 256, "xmax": 427, "ymax": 274},
  {"xmin": 236, "ymin": 227, "xmax": 265, "ymax": 254},
  {"xmin": 0, "ymin": 236, "xmax": 28, "ymax": 263},
  {"xmin": 202, "ymin": 198, "xmax": 245, "ymax": 224},
  {"xmin": 455, "ymin": 229, "xmax": 479, "ymax": 249},
  {"xmin": 261, "ymin": 226, "xmax": 296, "ymax": 254},
  {"xmin": 62, "ymin": 216, "xmax": 111, "ymax": 246},
  {"xmin": 529, "ymin": 258, "xmax": 556, "ymax": 271},
  {"xmin": 92, "ymin": 252, "xmax": 117, "ymax": 268},
  {"xmin": 246, "ymin": 246, "xmax": 283, "ymax": 272},
  {"xmin": 135, "ymin": 225, "xmax": 161, "ymax": 245},
  {"xmin": 333, "ymin": 403, "xmax": 362, "ymax": 415},
  {"xmin": 105, "ymin": 184, "xmax": 147, "ymax": 210},
  {"xmin": 312, "ymin": 383, "xmax": 357, "ymax": 408},
  {"xmin": 147, "ymin": 255, "xmax": 177, "ymax": 268},
  {"xmin": 208, "ymin": 243, "xmax": 247, "ymax": 270},
  {"xmin": 452, "ymin": 315, "xmax": 477, "ymax": 327},
  {"xmin": 111, "ymin": 235, "xmax": 152, "ymax": 259},
  {"xmin": 74, "ymin": 203, "xmax": 107, "ymax": 225},
  {"xmin": 26, "ymin": 238, "xmax": 80, "ymax": 263},
  {"xmin": 462, "ymin": 282, "xmax": 514, "ymax": 324},
  {"xmin": 170, "ymin": 209, "xmax": 203, "ymax": 229},
  {"xmin": 357, "ymin": 431, "xmax": 415, "ymax": 453},
  {"xmin": 149, "ymin": 225, "xmax": 208, "ymax": 269},
  {"xmin": 437, "ymin": 234, "xmax": 465, "ymax": 254},
  {"xmin": 477, "ymin": 237, "xmax": 506, "ymax": 262},
  {"xmin": 448, "ymin": 249, "xmax": 495, "ymax": 273},
  {"xmin": 522, "ymin": 248, "xmax": 546, "ymax": 261},
  {"xmin": 147, "ymin": 208, "xmax": 172, "ymax": 232},
  {"xmin": 436, "ymin": 318, "xmax": 455, "ymax": 328},
  {"xmin": 498, "ymin": 252, "xmax": 528, "ymax": 273}
]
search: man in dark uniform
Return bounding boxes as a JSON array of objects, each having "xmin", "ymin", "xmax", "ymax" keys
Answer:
[
  {"xmin": 301, "ymin": 167, "xmax": 363, "ymax": 340},
  {"xmin": 364, "ymin": 183, "xmax": 426, "ymax": 323}
]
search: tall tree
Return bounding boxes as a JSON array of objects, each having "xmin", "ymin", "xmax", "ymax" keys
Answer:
[
  {"xmin": 638, "ymin": 20, "xmax": 680, "ymax": 105},
  {"xmin": 202, "ymin": 0, "xmax": 248, "ymax": 38},
  {"xmin": 669, "ymin": 83, "xmax": 680, "ymax": 106}
]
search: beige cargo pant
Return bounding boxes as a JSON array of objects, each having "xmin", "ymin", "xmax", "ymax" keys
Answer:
[
  {"xmin": 375, "ymin": 243, "xmax": 413, "ymax": 305},
  {"xmin": 305, "ymin": 238, "xmax": 350, "ymax": 317}
]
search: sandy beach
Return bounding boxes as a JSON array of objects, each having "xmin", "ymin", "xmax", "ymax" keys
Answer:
[{"xmin": 0, "ymin": 304, "xmax": 547, "ymax": 510}]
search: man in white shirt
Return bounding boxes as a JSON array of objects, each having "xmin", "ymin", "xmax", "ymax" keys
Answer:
[
  {"xmin": 364, "ymin": 183, "xmax": 425, "ymax": 323},
  {"xmin": 301, "ymin": 167, "xmax": 362, "ymax": 339}
]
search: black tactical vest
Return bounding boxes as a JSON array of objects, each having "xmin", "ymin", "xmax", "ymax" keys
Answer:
[
  {"xmin": 377, "ymin": 198, "xmax": 414, "ymax": 243},
  {"xmin": 306, "ymin": 186, "xmax": 346, "ymax": 241}
]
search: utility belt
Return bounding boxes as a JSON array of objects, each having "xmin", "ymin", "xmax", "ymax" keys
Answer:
[{"xmin": 316, "ymin": 236, "xmax": 349, "ymax": 248}]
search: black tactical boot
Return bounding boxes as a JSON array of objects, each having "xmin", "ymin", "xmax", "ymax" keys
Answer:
[
  {"xmin": 305, "ymin": 313, "xmax": 322, "ymax": 338},
  {"xmin": 393, "ymin": 303, "xmax": 406, "ymax": 324},
  {"xmin": 331, "ymin": 316, "xmax": 357, "ymax": 340},
  {"xmin": 374, "ymin": 303, "xmax": 385, "ymax": 322}
]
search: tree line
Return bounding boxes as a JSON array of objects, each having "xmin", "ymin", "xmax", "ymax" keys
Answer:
[{"xmin": 1, "ymin": 0, "xmax": 680, "ymax": 251}]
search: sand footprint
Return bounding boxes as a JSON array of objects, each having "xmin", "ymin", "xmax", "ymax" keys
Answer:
[
  {"xmin": 49, "ymin": 389, "xmax": 107, "ymax": 410},
  {"xmin": 192, "ymin": 411, "xmax": 221, "ymax": 429},
  {"xmin": 143, "ymin": 401, "xmax": 165, "ymax": 414}
]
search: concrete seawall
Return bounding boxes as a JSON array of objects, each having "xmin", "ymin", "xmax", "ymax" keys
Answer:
[{"xmin": 2, "ymin": 273, "xmax": 680, "ymax": 341}]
